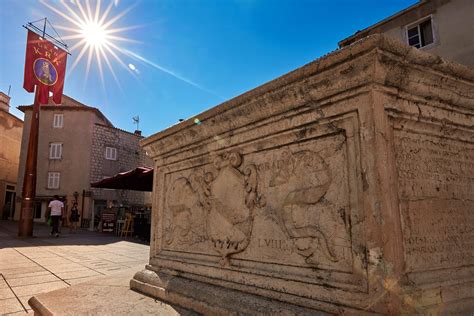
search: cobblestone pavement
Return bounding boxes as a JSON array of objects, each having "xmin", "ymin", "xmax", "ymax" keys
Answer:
[{"xmin": 0, "ymin": 220, "xmax": 149, "ymax": 315}]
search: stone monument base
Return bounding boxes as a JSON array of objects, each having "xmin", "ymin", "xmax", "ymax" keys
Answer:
[
  {"xmin": 133, "ymin": 35, "xmax": 474, "ymax": 314},
  {"xmin": 131, "ymin": 267, "xmax": 329, "ymax": 315}
]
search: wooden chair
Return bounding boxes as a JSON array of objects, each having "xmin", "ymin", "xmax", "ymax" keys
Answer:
[{"xmin": 120, "ymin": 213, "xmax": 133, "ymax": 237}]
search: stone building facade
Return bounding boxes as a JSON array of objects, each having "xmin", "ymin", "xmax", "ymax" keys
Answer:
[
  {"xmin": 90, "ymin": 123, "xmax": 151, "ymax": 217},
  {"xmin": 16, "ymin": 95, "xmax": 151, "ymax": 226},
  {"xmin": 339, "ymin": 0, "xmax": 474, "ymax": 68},
  {"xmin": 0, "ymin": 92, "xmax": 23, "ymax": 220}
]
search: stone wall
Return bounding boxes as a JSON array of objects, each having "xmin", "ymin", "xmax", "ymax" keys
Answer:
[
  {"xmin": 90, "ymin": 124, "xmax": 152, "ymax": 206},
  {"xmin": 131, "ymin": 35, "xmax": 474, "ymax": 314},
  {"xmin": 0, "ymin": 96, "xmax": 23, "ymax": 218}
]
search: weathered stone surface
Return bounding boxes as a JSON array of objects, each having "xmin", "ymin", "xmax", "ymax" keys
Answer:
[{"xmin": 131, "ymin": 34, "xmax": 474, "ymax": 314}]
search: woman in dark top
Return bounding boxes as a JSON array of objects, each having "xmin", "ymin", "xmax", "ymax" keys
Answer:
[{"xmin": 69, "ymin": 202, "xmax": 80, "ymax": 233}]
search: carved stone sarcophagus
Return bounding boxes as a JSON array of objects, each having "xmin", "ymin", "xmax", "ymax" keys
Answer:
[{"xmin": 131, "ymin": 35, "xmax": 474, "ymax": 314}]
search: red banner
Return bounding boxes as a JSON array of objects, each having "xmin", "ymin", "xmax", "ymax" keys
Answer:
[{"xmin": 23, "ymin": 30, "xmax": 67, "ymax": 104}]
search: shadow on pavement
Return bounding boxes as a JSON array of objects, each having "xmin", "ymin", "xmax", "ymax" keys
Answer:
[{"xmin": 0, "ymin": 220, "xmax": 149, "ymax": 248}]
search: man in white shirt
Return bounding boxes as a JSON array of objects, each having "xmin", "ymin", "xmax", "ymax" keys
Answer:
[{"xmin": 48, "ymin": 195, "xmax": 64, "ymax": 237}]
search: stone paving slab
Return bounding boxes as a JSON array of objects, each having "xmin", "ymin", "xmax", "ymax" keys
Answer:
[
  {"xmin": 1, "ymin": 267, "xmax": 48, "ymax": 278},
  {"xmin": 0, "ymin": 287, "xmax": 16, "ymax": 299},
  {"xmin": 0, "ymin": 220, "xmax": 150, "ymax": 315},
  {"xmin": 55, "ymin": 269, "xmax": 102, "ymax": 280},
  {"xmin": 0, "ymin": 297, "xmax": 24, "ymax": 314},
  {"xmin": 28, "ymin": 266, "xmax": 196, "ymax": 316},
  {"xmin": 7, "ymin": 275, "xmax": 61, "ymax": 287},
  {"xmin": 11, "ymin": 280, "xmax": 69, "ymax": 297},
  {"xmin": 4, "ymin": 271, "xmax": 51, "ymax": 280}
]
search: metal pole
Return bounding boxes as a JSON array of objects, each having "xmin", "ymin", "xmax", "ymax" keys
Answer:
[
  {"xmin": 18, "ymin": 87, "xmax": 41, "ymax": 237},
  {"xmin": 42, "ymin": 18, "xmax": 47, "ymax": 38},
  {"xmin": 89, "ymin": 199, "xmax": 95, "ymax": 231},
  {"xmin": 81, "ymin": 189, "xmax": 85, "ymax": 227}
]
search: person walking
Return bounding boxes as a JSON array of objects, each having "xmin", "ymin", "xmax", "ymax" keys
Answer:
[
  {"xmin": 48, "ymin": 195, "xmax": 64, "ymax": 237},
  {"xmin": 69, "ymin": 202, "xmax": 80, "ymax": 233}
]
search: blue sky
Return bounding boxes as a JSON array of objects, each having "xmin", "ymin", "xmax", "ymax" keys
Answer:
[{"xmin": 0, "ymin": 0, "xmax": 417, "ymax": 137}]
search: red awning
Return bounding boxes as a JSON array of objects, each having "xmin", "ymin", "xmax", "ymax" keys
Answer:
[{"xmin": 91, "ymin": 167, "xmax": 153, "ymax": 191}]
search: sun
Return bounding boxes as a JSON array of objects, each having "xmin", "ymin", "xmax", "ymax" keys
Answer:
[
  {"xmin": 40, "ymin": 0, "xmax": 222, "ymax": 99},
  {"xmin": 80, "ymin": 21, "xmax": 107, "ymax": 48},
  {"xmin": 40, "ymin": 0, "xmax": 140, "ymax": 88}
]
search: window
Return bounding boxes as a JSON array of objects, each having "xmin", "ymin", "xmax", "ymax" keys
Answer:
[
  {"xmin": 407, "ymin": 17, "xmax": 434, "ymax": 48},
  {"xmin": 47, "ymin": 172, "xmax": 60, "ymax": 189},
  {"xmin": 53, "ymin": 114, "xmax": 64, "ymax": 128},
  {"xmin": 49, "ymin": 143, "xmax": 62, "ymax": 159},
  {"xmin": 105, "ymin": 147, "xmax": 117, "ymax": 160}
]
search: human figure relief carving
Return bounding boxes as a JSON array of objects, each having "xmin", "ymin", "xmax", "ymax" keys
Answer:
[
  {"xmin": 206, "ymin": 151, "xmax": 265, "ymax": 266},
  {"xmin": 270, "ymin": 150, "xmax": 339, "ymax": 267},
  {"xmin": 164, "ymin": 177, "xmax": 207, "ymax": 246}
]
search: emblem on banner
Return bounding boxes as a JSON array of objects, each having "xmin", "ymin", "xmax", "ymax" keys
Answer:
[{"xmin": 33, "ymin": 58, "xmax": 58, "ymax": 86}]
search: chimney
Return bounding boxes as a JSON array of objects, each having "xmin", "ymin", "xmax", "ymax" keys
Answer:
[
  {"xmin": 134, "ymin": 130, "xmax": 142, "ymax": 136},
  {"xmin": 0, "ymin": 92, "xmax": 10, "ymax": 112}
]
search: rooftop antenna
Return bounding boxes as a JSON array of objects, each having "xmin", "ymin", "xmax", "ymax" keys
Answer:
[
  {"xmin": 133, "ymin": 116, "xmax": 140, "ymax": 130},
  {"xmin": 7, "ymin": 85, "xmax": 11, "ymax": 96}
]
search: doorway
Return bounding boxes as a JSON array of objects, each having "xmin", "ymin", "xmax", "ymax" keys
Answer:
[{"xmin": 3, "ymin": 186, "xmax": 16, "ymax": 220}]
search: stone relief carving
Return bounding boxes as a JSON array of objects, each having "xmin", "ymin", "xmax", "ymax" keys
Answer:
[
  {"xmin": 164, "ymin": 151, "xmax": 265, "ymax": 266},
  {"xmin": 270, "ymin": 150, "xmax": 340, "ymax": 267},
  {"xmin": 207, "ymin": 151, "xmax": 266, "ymax": 266},
  {"xmin": 164, "ymin": 177, "xmax": 207, "ymax": 246}
]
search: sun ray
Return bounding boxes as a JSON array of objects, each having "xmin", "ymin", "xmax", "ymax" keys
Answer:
[
  {"xmin": 99, "ymin": 45, "xmax": 122, "ymax": 92},
  {"xmin": 102, "ymin": 42, "xmax": 136, "ymax": 77},
  {"xmin": 104, "ymin": 24, "xmax": 146, "ymax": 34},
  {"xmin": 75, "ymin": 0, "xmax": 91, "ymax": 24},
  {"xmin": 119, "ymin": 47, "xmax": 225, "ymax": 100},
  {"xmin": 68, "ymin": 41, "xmax": 89, "ymax": 75},
  {"xmin": 105, "ymin": 35, "xmax": 141, "ymax": 44},
  {"xmin": 94, "ymin": 46, "xmax": 106, "ymax": 93},
  {"xmin": 59, "ymin": 1, "xmax": 85, "ymax": 28},
  {"xmin": 61, "ymin": 34, "xmax": 88, "ymax": 41},
  {"xmin": 40, "ymin": 0, "xmax": 83, "ymax": 28},
  {"xmin": 53, "ymin": 24, "xmax": 81, "ymax": 33},
  {"xmin": 102, "ymin": 3, "xmax": 137, "ymax": 29},
  {"xmin": 85, "ymin": 0, "xmax": 94, "ymax": 25},
  {"xmin": 98, "ymin": 1, "xmax": 115, "ymax": 26},
  {"xmin": 94, "ymin": 0, "xmax": 101, "ymax": 24},
  {"xmin": 68, "ymin": 38, "xmax": 88, "ymax": 52},
  {"xmin": 84, "ymin": 44, "xmax": 94, "ymax": 85}
]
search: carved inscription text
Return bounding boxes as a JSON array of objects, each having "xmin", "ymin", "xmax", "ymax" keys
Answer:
[{"xmin": 395, "ymin": 133, "xmax": 474, "ymax": 271}]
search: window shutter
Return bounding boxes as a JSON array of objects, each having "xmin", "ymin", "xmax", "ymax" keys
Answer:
[
  {"xmin": 53, "ymin": 114, "xmax": 64, "ymax": 128},
  {"xmin": 48, "ymin": 172, "xmax": 60, "ymax": 189},
  {"xmin": 49, "ymin": 143, "xmax": 62, "ymax": 159}
]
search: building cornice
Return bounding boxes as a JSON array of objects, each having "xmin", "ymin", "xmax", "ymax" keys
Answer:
[
  {"xmin": 0, "ymin": 109, "xmax": 24, "ymax": 124},
  {"xmin": 18, "ymin": 104, "xmax": 113, "ymax": 127},
  {"xmin": 94, "ymin": 123, "xmax": 145, "ymax": 138},
  {"xmin": 141, "ymin": 34, "xmax": 474, "ymax": 159}
]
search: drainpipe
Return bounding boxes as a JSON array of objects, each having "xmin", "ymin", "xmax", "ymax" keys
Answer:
[{"xmin": 89, "ymin": 199, "xmax": 95, "ymax": 231}]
